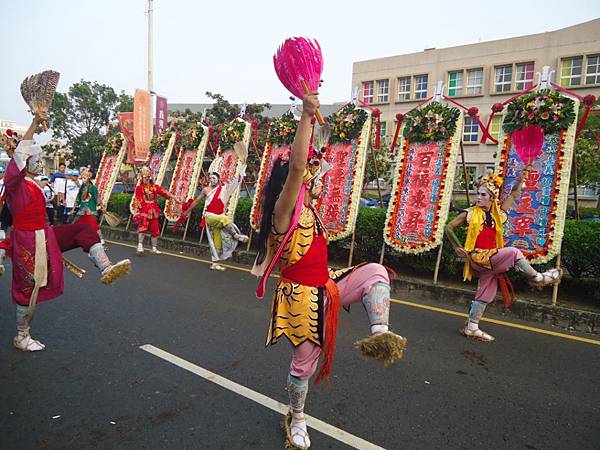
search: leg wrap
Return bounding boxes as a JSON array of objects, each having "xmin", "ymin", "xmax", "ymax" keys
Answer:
[
  {"xmin": 287, "ymin": 373, "xmax": 309, "ymax": 413},
  {"xmin": 514, "ymin": 258, "xmax": 539, "ymax": 279},
  {"xmin": 138, "ymin": 233, "xmax": 145, "ymax": 244},
  {"xmin": 16, "ymin": 304, "xmax": 30, "ymax": 333},
  {"xmin": 88, "ymin": 243, "xmax": 112, "ymax": 272},
  {"xmin": 362, "ymin": 281, "xmax": 390, "ymax": 327},
  {"xmin": 468, "ymin": 300, "xmax": 487, "ymax": 325}
]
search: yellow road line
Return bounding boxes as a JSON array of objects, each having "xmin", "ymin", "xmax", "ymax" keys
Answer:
[{"xmin": 107, "ymin": 239, "xmax": 600, "ymax": 346}]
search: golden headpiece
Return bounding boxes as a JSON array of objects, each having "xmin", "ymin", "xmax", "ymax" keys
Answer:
[{"xmin": 477, "ymin": 171, "xmax": 503, "ymax": 198}]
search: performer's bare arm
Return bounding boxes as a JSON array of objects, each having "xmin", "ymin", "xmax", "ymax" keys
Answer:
[
  {"xmin": 187, "ymin": 189, "xmax": 208, "ymax": 211},
  {"xmin": 273, "ymin": 92, "xmax": 319, "ymax": 232},
  {"xmin": 445, "ymin": 212, "xmax": 468, "ymax": 257},
  {"xmin": 502, "ymin": 165, "xmax": 528, "ymax": 212}
]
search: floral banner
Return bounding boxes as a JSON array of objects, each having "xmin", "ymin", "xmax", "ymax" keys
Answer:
[
  {"xmin": 250, "ymin": 144, "xmax": 291, "ymax": 231},
  {"xmin": 95, "ymin": 133, "xmax": 127, "ymax": 207},
  {"xmin": 164, "ymin": 125, "xmax": 209, "ymax": 222},
  {"xmin": 384, "ymin": 102, "xmax": 463, "ymax": 254},
  {"xmin": 316, "ymin": 105, "xmax": 372, "ymax": 241},
  {"xmin": 496, "ymin": 91, "xmax": 579, "ymax": 264},
  {"xmin": 216, "ymin": 118, "xmax": 251, "ymax": 218},
  {"xmin": 250, "ymin": 112, "xmax": 297, "ymax": 231}
]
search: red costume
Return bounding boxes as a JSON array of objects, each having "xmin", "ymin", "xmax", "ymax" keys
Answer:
[{"xmin": 133, "ymin": 183, "xmax": 169, "ymax": 237}]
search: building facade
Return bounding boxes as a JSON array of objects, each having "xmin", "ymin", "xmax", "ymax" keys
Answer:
[{"xmin": 352, "ymin": 19, "xmax": 600, "ymax": 182}]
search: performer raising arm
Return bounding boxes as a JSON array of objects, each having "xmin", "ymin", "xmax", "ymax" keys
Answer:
[
  {"xmin": 184, "ymin": 145, "xmax": 249, "ymax": 271},
  {"xmin": 2, "ymin": 113, "xmax": 131, "ymax": 352},
  {"xmin": 253, "ymin": 92, "xmax": 407, "ymax": 450},
  {"xmin": 445, "ymin": 170, "xmax": 562, "ymax": 342}
]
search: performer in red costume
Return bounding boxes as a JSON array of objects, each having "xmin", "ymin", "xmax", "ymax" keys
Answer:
[
  {"xmin": 184, "ymin": 143, "xmax": 249, "ymax": 271},
  {"xmin": 0, "ymin": 114, "xmax": 131, "ymax": 352},
  {"xmin": 132, "ymin": 166, "xmax": 180, "ymax": 255}
]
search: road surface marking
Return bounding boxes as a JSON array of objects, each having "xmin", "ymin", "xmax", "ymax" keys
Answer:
[
  {"xmin": 108, "ymin": 240, "xmax": 600, "ymax": 346},
  {"xmin": 140, "ymin": 344, "xmax": 385, "ymax": 450}
]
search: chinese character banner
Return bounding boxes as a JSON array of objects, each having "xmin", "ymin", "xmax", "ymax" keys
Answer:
[
  {"xmin": 95, "ymin": 133, "xmax": 127, "ymax": 207},
  {"xmin": 384, "ymin": 103, "xmax": 463, "ymax": 254},
  {"xmin": 496, "ymin": 94, "xmax": 579, "ymax": 265},
  {"xmin": 164, "ymin": 125, "xmax": 209, "ymax": 222}
]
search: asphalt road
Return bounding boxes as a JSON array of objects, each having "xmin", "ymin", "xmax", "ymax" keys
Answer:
[{"xmin": 1, "ymin": 242, "xmax": 599, "ymax": 450}]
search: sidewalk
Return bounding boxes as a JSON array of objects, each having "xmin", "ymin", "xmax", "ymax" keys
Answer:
[{"xmin": 102, "ymin": 226, "xmax": 600, "ymax": 335}]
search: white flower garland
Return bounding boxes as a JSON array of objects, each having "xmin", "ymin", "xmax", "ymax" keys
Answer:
[
  {"xmin": 383, "ymin": 112, "xmax": 464, "ymax": 254},
  {"xmin": 96, "ymin": 134, "xmax": 127, "ymax": 207},
  {"xmin": 164, "ymin": 125, "xmax": 211, "ymax": 222},
  {"xmin": 224, "ymin": 118, "xmax": 252, "ymax": 219},
  {"xmin": 324, "ymin": 107, "xmax": 372, "ymax": 241},
  {"xmin": 497, "ymin": 97, "xmax": 579, "ymax": 264}
]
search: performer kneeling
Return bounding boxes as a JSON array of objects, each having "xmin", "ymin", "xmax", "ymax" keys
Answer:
[
  {"xmin": 1, "ymin": 114, "xmax": 131, "ymax": 352},
  {"xmin": 253, "ymin": 93, "xmax": 406, "ymax": 449},
  {"xmin": 184, "ymin": 145, "xmax": 248, "ymax": 271},
  {"xmin": 445, "ymin": 171, "xmax": 562, "ymax": 342}
]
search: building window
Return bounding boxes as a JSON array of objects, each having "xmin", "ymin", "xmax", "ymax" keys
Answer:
[
  {"xmin": 362, "ymin": 81, "xmax": 374, "ymax": 104},
  {"xmin": 398, "ymin": 76, "xmax": 411, "ymax": 101},
  {"xmin": 448, "ymin": 71, "xmax": 464, "ymax": 97},
  {"xmin": 560, "ymin": 56, "xmax": 583, "ymax": 87},
  {"xmin": 463, "ymin": 117, "xmax": 479, "ymax": 143},
  {"xmin": 466, "ymin": 68, "xmax": 483, "ymax": 94},
  {"xmin": 380, "ymin": 121, "xmax": 387, "ymax": 139},
  {"xmin": 494, "ymin": 65, "xmax": 513, "ymax": 93},
  {"xmin": 489, "ymin": 115, "xmax": 503, "ymax": 142},
  {"xmin": 515, "ymin": 62, "xmax": 534, "ymax": 90},
  {"xmin": 414, "ymin": 74, "xmax": 428, "ymax": 99},
  {"xmin": 586, "ymin": 54, "xmax": 600, "ymax": 85},
  {"xmin": 377, "ymin": 79, "xmax": 389, "ymax": 103}
]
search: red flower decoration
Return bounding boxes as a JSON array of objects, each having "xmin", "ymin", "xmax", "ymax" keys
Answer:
[
  {"xmin": 492, "ymin": 103, "xmax": 504, "ymax": 113},
  {"xmin": 372, "ymin": 108, "xmax": 381, "ymax": 118},
  {"xmin": 468, "ymin": 107, "xmax": 479, "ymax": 117},
  {"xmin": 583, "ymin": 94, "xmax": 596, "ymax": 107}
]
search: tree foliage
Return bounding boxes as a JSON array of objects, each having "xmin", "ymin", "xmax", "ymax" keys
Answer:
[{"xmin": 47, "ymin": 80, "xmax": 133, "ymax": 168}]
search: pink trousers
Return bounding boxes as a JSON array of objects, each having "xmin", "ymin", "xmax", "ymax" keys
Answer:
[
  {"xmin": 471, "ymin": 247, "xmax": 524, "ymax": 303},
  {"xmin": 290, "ymin": 263, "xmax": 389, "ymax": 380}
]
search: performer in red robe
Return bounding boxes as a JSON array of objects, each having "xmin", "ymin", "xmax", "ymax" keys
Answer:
[
  {"xmin": 0, "ymin": 114, "xmax": 132, "ymax": 352},
  {"xmin": 132, "ymin": 166, "xmax": 179, "ymax": 255}
]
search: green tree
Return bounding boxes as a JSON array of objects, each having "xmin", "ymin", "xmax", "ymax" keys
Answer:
[
  {"xmin": 574, "ymin": 100, "xmax": 600, "ymax": 207},
  {"xmin": 47, "ymin": 80, "xmax": 133, "ymax": 168},
  {"xmin": 363, "ymin": 141, "xmax": 392, "ymax": 195}
]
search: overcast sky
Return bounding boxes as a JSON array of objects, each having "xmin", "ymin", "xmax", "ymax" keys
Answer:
[{"xmin": 1, "ymin": 0, "xmax": 599, "ymax": 128}]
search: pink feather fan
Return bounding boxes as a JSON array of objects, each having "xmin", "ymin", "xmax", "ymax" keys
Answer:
[
  {"xmin": 512, "ymin": 125, "xmax": 544, "ymax": 165},
  {"xmin": 273, "ymin": 37, "xmax": 325, "ymax": 125}
]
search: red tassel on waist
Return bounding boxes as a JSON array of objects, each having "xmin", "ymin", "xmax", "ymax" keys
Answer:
[{"xmin": 315, "ymin": 278, "xmax": 340, "ymax": 385}]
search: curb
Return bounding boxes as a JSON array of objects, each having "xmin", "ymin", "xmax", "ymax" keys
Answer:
[{"xmin": 102, "ymin": 226, "xmax": 600, "ymax": 335}]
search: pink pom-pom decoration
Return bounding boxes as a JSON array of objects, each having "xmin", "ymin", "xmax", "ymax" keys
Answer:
[
  {"xmin": 512, "ymin": 125, "xmax": 544, "ymax": 165},
  {"xmin": 274, "ymin": 37, "xmax": 325, "ymax": 124}
]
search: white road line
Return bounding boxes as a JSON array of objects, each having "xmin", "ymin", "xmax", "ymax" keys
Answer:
[{"xmin": 140, "ymin": 344, "xmax": 386, "ymax": 450}]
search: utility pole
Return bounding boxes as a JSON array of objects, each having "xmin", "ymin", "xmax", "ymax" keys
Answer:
[{"xmin": 147, "ymin": 0, "xmax": 154, "ymax": 93}]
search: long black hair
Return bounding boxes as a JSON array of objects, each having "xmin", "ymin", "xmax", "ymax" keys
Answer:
[{"xmin": 256, "ymin": 159, "xmax": 289, "ymax": 265}]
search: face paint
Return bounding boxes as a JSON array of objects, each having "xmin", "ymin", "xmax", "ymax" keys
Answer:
[
  {"xmin": 476, "ymin": 187, "xmax": 492, "ymax": 208},
  {"xmin": 209, "ymin": 175, "xmax": 219, "ymax": 186},
  {"xmin": 27, "ymin": 154, "xmax": 44, "ymax": 175}
]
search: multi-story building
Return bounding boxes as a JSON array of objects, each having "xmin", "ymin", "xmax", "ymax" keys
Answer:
[{"xmin": 352, "ymin": 18, "xmax": 600, "ymax": 182}]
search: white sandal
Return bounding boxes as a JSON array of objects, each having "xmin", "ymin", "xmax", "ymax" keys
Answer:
[
  {"xmin": 13, "ymin": 333, "xmax": 45, "ymax": 352},
  {"xmin": 210, "ymin": 263, "xmax": 226, "ymax": 271},
  {"xmin": 529, "ymin": 268, "xmax": 562, "ymax": 288},
  {"xmin": 283, "ymin": 412, "xmax": 311, "ymax": 449},
  {"xmin": 460, "ymin": 327, "xmax": 495, "ymax": 342}
]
